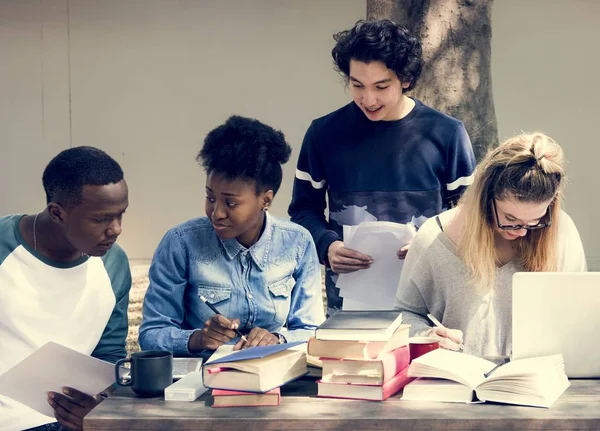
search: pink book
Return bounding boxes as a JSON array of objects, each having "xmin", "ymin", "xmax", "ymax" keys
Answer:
[
  {"xmin": 212, "ymin": 388, "xmax": 281, "ymax": 408},
  {"xmin": 317, "ymin": 364, "xmax": 413, "ymax": 401},
  {"xmin": 320, "ymin": 346, "xmax": 410, "ymax": 386}
]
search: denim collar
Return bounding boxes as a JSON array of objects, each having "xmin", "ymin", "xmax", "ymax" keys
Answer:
[{"xmin": 218, "ymin": 212, "xmax": 272, "ymax": 270}]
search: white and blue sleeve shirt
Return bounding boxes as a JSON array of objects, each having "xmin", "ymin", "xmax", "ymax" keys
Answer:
[{"xmin": 0, "ymin": 215, "xmax": 131, "ymax": 431}]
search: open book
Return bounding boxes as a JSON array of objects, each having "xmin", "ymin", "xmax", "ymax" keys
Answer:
[
  {"xmin": 203, "ymin": 343, "xmax": 307, "ymax": 393},
  {"xmin": 403, "ymin": 349, "xmax": 569, "ymax": 408}
]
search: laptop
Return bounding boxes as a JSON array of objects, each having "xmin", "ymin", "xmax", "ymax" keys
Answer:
[{"xmin": 512, "ymin": 272, "xmax": 600, "ymax": 378}]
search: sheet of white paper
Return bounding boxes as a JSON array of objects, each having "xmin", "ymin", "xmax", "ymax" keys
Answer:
[
  {"xmin": 337, "ymin": 222, "xmax": 415, "ymax": 309},
  {"xmin": 0, "ymin": 342, "xmax": 116, "ymax": 417},
  {"xmin": 342, "ymin": 225, "xmax": 354, "ymax": 245}
]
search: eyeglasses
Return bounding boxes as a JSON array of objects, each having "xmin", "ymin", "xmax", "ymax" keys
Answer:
[{"xmin": 492, "ymin": 200, "xmax": 552, "ymax": 231}]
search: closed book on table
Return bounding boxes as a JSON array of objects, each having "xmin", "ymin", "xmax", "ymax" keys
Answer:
[
  {"xmin": 321, "ymin": 346, "xmax": 410, "ymax": 386},
  {"xmin": 203, "ymin": 343, "xmax": 307, "ymax": 393},
  {"xmin": 212, "ymin": 388, "xmax": 280, "ymax": 407},
  {"xmin": 317, "ymin": 364, "xmax": 412, "ymax": 401},
  {"xmin": 315, "ymin": 310, "xmax": 405, "ymax": 342},
  {"xmin": 403, "ymin": 349, "xmax": 569, "ymax": 408},
  {"xmin": 307, "ymin": 325, "xmax": 409, "ymax": 360}
]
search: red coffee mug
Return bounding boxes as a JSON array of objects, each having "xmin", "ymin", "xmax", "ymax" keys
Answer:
[{"xmin": 409, "ymin": 337, "xmax": 440, "ymax": 362}]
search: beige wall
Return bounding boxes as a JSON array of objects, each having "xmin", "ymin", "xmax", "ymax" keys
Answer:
[
  {"xmin": 0, "ymin": 0, "xmax": 365, "ymax": 258},
  {"xmin": 1, "ymin": 0, "xmax": 598, "ymax": 267},
  {"xmin": 492, "ymin": 0, "xmax": 600, "ymax": 269}
]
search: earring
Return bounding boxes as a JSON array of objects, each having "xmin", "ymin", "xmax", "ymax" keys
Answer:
[{"xmin": 263, "ymin": 207, "xmax": 269, "ymax": 212}]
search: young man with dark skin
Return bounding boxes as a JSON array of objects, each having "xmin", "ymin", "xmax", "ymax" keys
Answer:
[
  {"xmin": 0, "ymin": 146, "xmax": 130, "ymax": 431},
  {"xmin": 289, "ymin": 19, "xmax": 476, "ymax": 316}
]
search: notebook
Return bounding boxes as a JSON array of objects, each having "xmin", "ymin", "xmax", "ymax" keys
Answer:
[{"xmin": 315, "ymin": 310, "xmax": 405, "ymax": 341}]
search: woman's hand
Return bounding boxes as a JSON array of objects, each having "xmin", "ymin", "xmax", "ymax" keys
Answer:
[
  {"xmin": 188, "ymin": 314, "xmax": 241, "ymax": 352},
  {"xmin": 233, "ymin": 327, "xmax": 279, "ymax": 350},
  {"xmin": 426, "ymin": 326, "xmax": 464, "ymax": 351}
]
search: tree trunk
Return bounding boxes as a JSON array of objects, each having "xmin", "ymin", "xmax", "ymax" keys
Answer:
[{"xmin": 368, "ymin": 0, "xmax": 498, "ymax": 161}]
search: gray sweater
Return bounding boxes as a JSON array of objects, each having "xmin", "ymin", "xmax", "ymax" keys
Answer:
[{"xmin": 395, "ymin": 210, "xmax": 586, "ymax": 357}]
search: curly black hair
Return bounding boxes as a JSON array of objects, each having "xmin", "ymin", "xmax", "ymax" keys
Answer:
[
  {"xmin": 331, "ymin": 19, "xmax": 423, "ymax": 92},
  {"xmin": 197, "ymin": 116, "xmax": 292, "ymax": 195},
  {"xmin": 42, "ymin": 146, "xmax": 124, "ymax": 207}
]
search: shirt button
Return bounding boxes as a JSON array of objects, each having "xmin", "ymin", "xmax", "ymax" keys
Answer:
[
  {"xmin": 209, "ymin": 293, "xmax": 215, "ymax": 298},
  {"xmin": 247, "ymin": 293, "xmax": 253, "ymax": 299}
]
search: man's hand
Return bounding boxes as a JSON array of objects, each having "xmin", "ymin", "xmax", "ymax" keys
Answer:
[
  {"xmin": 327, "ymin": 241, "xmax": 372, "ymax": 274},
  {"xmin": 47, "ymin": 387, "xmax": 103, "ymax": 431},
  {"xmin": 233, "ymin": 327, "xmax": 278, "ymax": 350},
  {"xmin": 397, "ymin": 243, "xmax": 411, "ymax": 259},
  {"xmin": 188, "ymin": 314, "xmax": 241, "ymax": 352}
]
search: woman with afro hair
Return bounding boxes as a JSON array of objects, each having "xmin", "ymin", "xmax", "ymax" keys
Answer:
[{"xmin": 139, "ymin": 116, "xmax": 325, "ymax": 356}]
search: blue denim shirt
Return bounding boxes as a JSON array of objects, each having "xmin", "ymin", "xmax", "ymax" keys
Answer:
[{"xmin": 139, "ymin": 212, "xmax": 325, "ymax": 356}]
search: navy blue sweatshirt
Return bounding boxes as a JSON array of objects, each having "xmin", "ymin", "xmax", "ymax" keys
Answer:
[{"xmin": 288, "ymin": 99, "xmax": 476, "ymax": 314}]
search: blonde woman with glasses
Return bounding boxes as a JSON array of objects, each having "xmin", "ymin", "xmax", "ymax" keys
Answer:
[{"xmin": 395, "ymin": 132, "xmax": 586, "ymax": 357}]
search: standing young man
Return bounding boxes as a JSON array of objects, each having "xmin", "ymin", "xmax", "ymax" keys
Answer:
[
  {"xmin": 289, "ymin": 20, "xmax": 476, "ymax": 316},
  {"xmin": 0, "ymin": 147, "xmax": 131, "ymax": 431}
]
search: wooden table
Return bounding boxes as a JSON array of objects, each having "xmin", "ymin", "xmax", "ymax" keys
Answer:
[{"xmin": 85, "ymin": 377, "xmax": 600, "ymax": 430}]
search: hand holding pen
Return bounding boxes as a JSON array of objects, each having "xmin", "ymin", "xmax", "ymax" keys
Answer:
[
  {"xmin": 427, "ymin": 313, "xmax": 465, "ymax": 351},
  {"xmin": 188, "ymin": 296, "xmax": 248, "ymax": 352},
  {"xmin": 200, "ymin": 295, "xmax": 248, "ymax": 342}
]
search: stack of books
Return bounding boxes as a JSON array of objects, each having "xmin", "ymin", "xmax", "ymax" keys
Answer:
[
  {"xmin": 309, "ymin": 310, "xmax": 413, "ymax": 401},
  {"xmin": 202, "ymin": 342, "xmax": 307, "ymax": 408}
]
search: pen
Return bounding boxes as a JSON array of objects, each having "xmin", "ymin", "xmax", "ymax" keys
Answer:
[
  {"xmin": 426, "ymin": 313, "xmax": 465, "ymax": 351},
  {"xmin": 200, "ymin": 295, "xmax": 249, "ymax": 343},
  {"xmin": 483, "ymin": 357, "xmax": 510, "ymax": 378}
]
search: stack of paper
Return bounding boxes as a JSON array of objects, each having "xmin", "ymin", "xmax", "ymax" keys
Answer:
[{"xmin": 337, "ymin": 221, "xmax": 416, "ymax": 310}]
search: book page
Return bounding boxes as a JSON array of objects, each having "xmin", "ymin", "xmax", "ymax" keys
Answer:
[
  {"xmin": 408, "ymin": 349, "xmax": 495, "ymax": 389},
  {"xmin": 486, "ymin": 354, "xmax": 564, "ymax": 379},
  {"xmin": 476, "ymin": 354, "xmax": 569, "ymax": 407}
]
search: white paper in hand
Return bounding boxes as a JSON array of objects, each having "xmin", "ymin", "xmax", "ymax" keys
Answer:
[
  {"xmin": 0, "ymin": 341, "xmax": 115, "ymax": 416},
  {"xmin": 337, "ymin": 221, "xmax": 416, "ymax": 309}
]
